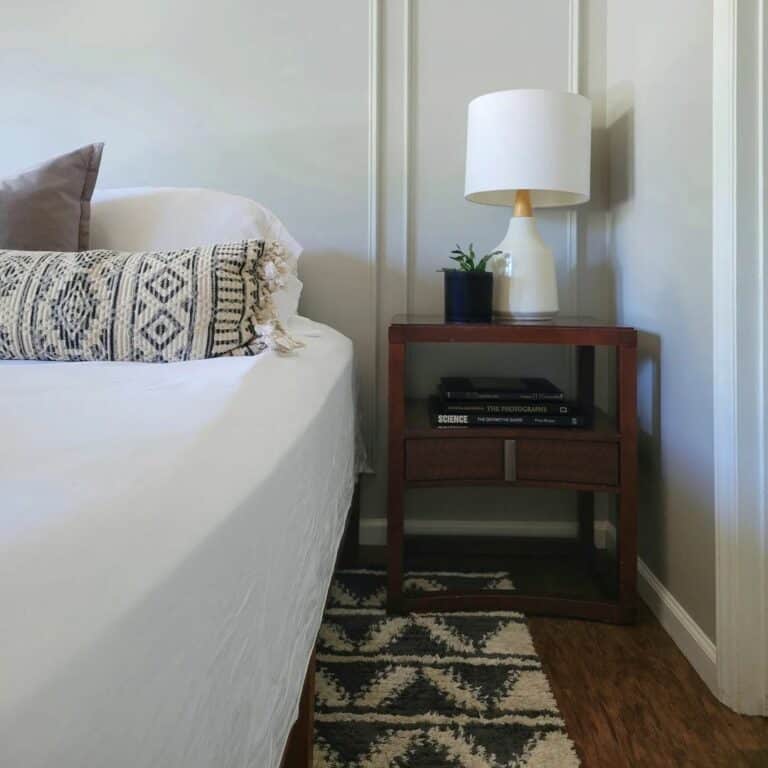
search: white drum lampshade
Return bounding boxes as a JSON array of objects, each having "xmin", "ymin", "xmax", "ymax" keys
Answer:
[{"xmin": 465, "ymin": 89, "xmax": 591, "ymax": 318}]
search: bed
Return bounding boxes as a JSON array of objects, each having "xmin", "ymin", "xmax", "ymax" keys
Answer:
[{"xmin": 0, "ymin": 190, "xmax": 358, "ymax": 768}]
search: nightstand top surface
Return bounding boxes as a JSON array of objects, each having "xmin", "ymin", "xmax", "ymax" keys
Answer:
[
  {"xmin": 389, "ymin": 315, "xmax": 637, "ymax": 346},
  {"xmin": 391, "ymin": 314, "xmax": 632, "ymax": 330}
]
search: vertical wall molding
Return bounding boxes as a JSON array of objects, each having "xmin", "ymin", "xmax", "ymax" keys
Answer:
[
  {"xmin": 711, "ymin": 0, "xmax": 741, "ymax": 712},
  {"xmin": 365, "ymin": 0, "xmax": 381, "ymax": 463},
  {"xmin": 712, "ymin": 0, "xmax": 768, "ymax": 716},
  {"xmin": 403, "ymin": 0, "xmax": 414, "ymax": 315},
  {"xmin": 566, "ymin": 0, "xmax": 581, "ymax": 318},
  {"xmin": 762, "ymin": 0, "xmax": 768, "ymax": 715},
  {"xmin": 566, "ymin": 0, "xmax": 582, "ymax": 395}
]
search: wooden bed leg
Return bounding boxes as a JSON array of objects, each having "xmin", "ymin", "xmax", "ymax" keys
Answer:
[
  {"xmin": 339, "ymin": 483, "xmax": 360, "ymax": 569},
  {"xmin": 281, "ymin": 650, "xmax": 316, "ymax": 768}
]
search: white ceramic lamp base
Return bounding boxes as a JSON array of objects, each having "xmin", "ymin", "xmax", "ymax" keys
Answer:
[{"xmin": 490, "ymin": 215, "xmax": 558, "ymax": 320}]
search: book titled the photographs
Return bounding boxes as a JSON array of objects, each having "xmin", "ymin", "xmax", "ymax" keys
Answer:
[
  {"xmin": 437, "ymin": 400, "xmax": 579, "ymax": 417},
  {"xmin": 429, "ymin": 397, "xmax": 585, "ymax": 428}
]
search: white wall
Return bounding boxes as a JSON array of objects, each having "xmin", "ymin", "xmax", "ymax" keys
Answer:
[
  {"xmin": 605, "ymin": 0, "xmax": 715, "ymax": 640},
  {"xmin": 0, "ymin": 0, "xmax": 376, "ymax": 439}
]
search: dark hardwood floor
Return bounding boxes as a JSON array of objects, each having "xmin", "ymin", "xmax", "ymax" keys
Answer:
[
  {"xmin": 530, "ymin": 605, "xmax": 768, "ymax": 768},
  {"xmin": 357, "ymin": 546, "xmax": 768, "ymax": 767}
]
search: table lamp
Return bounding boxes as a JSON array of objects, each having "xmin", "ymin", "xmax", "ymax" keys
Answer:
[{"xmin": 464, "ymin": 89, "xmax": 591, "ymax": 319}]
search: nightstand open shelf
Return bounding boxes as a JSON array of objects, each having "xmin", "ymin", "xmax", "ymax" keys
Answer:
[
  {"xmin": 387, "ymin": 315, "xmax": 638, "ymax": 624},
  {"xmin": 405, "ymin": 399, "xmax": 619, "ymax": 440},
  {"xmin": 400, "ymin": 535, "xmax": 620, "ymax": 619}
]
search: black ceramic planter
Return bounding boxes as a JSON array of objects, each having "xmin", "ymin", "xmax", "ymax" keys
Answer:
[{"xmin": 443, "ymin": 269, "xmax": 493, "ymax": 323}]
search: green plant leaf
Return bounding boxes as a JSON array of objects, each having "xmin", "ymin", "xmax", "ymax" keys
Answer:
[
  {"xmin": 476, "ymin": 251, "xmax": 499, "ymax": 271},
  {"xmin": 449, "ymin": 242, "xmax": 505, "ymax": 271}
]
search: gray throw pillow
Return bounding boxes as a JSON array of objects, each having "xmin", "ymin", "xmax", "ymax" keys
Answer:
[{"xmin": 0, "ymin": 143, "xmax": 104, "ymax": 252}]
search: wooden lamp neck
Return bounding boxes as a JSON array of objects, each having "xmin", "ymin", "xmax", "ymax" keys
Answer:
[{"xmin": 512, "ymin": 189, "xmax": 533, "ymax": 218}]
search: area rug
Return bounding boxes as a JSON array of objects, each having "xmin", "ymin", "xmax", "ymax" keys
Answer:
[{"xmin": 314, "ymin": 569, "xmax": 580, "ymax": 767}]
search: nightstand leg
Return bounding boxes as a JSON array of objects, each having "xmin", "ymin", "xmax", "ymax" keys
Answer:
[
  {"xmin": 387, "ymin": 338, "xmax": 406, "ymax": 613},
  {"xmin": 577, "ymin": 345, "xmax": 595, "ymax": 425},
  {"xmin": 578, "ymin": 491, "xmax": 595, "ymax": 568},
  {"xmin": 617, "ymin": 343, "xmax": 638, "ymax": 623},
  {"xmin": 577, "ymin": 346, "xmax": 597, "ymax": 572}
]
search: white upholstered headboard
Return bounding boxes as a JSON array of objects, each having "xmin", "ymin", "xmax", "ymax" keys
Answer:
[
  {"xmin": 91, "ymin": 187, "xmax": 302, "ymax": 263},
  {"xmin": 91, "ymin": 186, "xmax": 304, "ymax": 322}
]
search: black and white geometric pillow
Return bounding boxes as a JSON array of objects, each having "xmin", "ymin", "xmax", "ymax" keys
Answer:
[{"xmin": 0, "ymin": 239, "xmax": 300, "ymax": 362}]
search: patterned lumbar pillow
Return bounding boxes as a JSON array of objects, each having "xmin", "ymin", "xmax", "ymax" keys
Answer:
[{"xmin": 0, "ymin": 240, "xmax": 300, "ymax": 362}]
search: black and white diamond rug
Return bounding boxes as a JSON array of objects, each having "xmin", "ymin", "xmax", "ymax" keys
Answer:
[{"xmin": 315, "ymin": 569, "xmax": 580, "ymax": 767}]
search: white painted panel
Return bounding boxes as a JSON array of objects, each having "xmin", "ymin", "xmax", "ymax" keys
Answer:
[
  {"xmin": 362, "ymin": 0, "xmax": 605, "ymax": 524},
  {"xmin": 410, "ymin": 0, "xmax": 572, "ymax": 316},
  {"xmin": 405, "ymin": 0, "xmax": 577, "ymax": 412},
  {"xmin": 387, "ymin": 0, "xmax": 579, "ymax": 522}
]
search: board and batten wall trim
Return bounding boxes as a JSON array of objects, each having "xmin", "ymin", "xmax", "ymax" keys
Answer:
[
  {"xmin": 403, "ymin": 0, "xmax": 415, "ymax": 316},
  {"xmin": 712, "ymin": 0, "xmax": 768, "ymax": 716},
  {"xmin": 375, "ymin": 0, "xmax": 585, "ymax": 461},
  {"xmin": 365, "ymin": 0, "xmax": 381, "ymax": 463},
  {"xmin": 397, "ymin": 0, "xmax": 583, "ymax": 319},
  {"xmin": 567, "ymin": 0, "xmax": 581, "ymax": 318},
  {"xmin": 566, "ymin": 0, "xmax": 581, "ymax": 396},
  {"xmin": 363, "ymin": 0, "xmax": 590, "ymax": 523}
]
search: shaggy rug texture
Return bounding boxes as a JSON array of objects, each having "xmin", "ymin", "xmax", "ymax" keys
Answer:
[{"xmin": 314, "ymin": 569, "xmax": 580, "ymax": 767}]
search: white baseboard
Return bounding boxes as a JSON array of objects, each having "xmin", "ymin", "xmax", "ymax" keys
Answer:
[
  {"xmin": 360, "ymin": 516, "xmax": 718, "ymax": 693},
  {"xmin": 361, "ymin": 516, "xmax": 615, "ymax": 547},
  {"xmin": 599, "ymin": 522, "xmax": 718, "ymax": 693},
  {"xmin": 636, "ymin": 559, "xmax": 718, "ymax": 693}
]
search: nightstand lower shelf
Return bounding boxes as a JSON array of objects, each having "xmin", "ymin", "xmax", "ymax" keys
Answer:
[{"xmin": 393, "ymin": 534, "xmax": 623, "ymax": 621}]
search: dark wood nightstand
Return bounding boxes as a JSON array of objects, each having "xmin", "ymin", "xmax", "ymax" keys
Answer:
[{"xmin": 387, "ymin": 315, "xmax": 638, "ymax": 624}]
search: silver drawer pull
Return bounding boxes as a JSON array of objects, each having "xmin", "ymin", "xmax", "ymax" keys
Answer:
[{"xmin": 504, "ymin": 440, "xmax": 517, "ymax": 482}]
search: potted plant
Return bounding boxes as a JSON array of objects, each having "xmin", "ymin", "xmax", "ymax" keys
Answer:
[{"xmin": 442, "ymin": 243, "xmax": 500, "ymax": 323}]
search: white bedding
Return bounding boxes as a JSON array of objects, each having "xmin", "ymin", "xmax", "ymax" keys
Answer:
[{"xmin": 0, "ymin": 317, "xmax": 356, "ymax": 768}]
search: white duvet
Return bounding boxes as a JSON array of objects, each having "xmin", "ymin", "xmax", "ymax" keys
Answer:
[{"xmin": 0, "ymin": 317, "xmax": 356, "ymax": 768}]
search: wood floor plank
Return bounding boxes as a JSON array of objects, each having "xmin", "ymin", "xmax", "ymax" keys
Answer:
[{"xmin": 528, "ymin": 604, "xmax": 768, "ymax": 767}]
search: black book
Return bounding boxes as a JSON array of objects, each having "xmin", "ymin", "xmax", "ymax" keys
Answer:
[
  {"xmin": 437, "ymin": 398, "xmax": 580, "ymax": 417},
  {"xmin": 439, "ymin": 376, "xmax": 564, "ymax": 402},
  {"xmin": 430, "ymin": 397, "xmax": 585, "ymax": 428}
]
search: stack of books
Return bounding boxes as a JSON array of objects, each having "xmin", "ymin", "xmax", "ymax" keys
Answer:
[{"xmin": 429, "ymin": 376, "xmax": 586, "ymax": 428}]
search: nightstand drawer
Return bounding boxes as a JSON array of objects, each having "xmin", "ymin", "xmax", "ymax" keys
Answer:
[
  {"xmin": 405, "ymin": 438, "xmax": 504, "ymax": 482},
  {"xmin": 405, "ymin": 437, "xmax": 618, "ymax": 487},
  {"xmin": 515, "ymin": 440, "xmax": 619, "ymax": 487}
]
